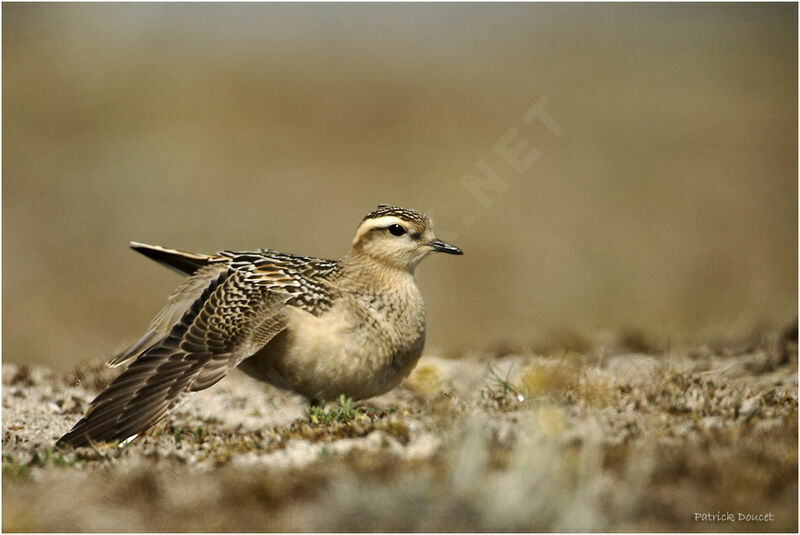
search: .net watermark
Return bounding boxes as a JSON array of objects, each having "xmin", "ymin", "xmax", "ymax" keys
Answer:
[
  {"xmin": 694, "ymin": 511, "xmax": 774, "ymax": 523},
  {"xmin": 431, "ymin": 96, "xmax": 563, "ymax": 244}
]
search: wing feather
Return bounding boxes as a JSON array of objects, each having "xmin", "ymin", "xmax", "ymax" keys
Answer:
[
  {"xmin": 57, "ymin": 268, "xmax": 289, "ymax": 448},
  {"xmin": 130, "ymin": 242, "xmax": 220, "ymax": 276},
  {"xmin": 107, "ymin": 264, "xmax": 228, "ymax": 368}
]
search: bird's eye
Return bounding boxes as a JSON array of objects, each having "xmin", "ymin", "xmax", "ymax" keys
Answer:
[{"xmin": 388, "ymin": 224, "xmax": 406, "ymax": 236}]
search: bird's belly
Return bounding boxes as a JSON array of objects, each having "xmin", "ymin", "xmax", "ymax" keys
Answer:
[{"xmin": 239, "ymin": 305, "xmax": 425, "ymax": 401}]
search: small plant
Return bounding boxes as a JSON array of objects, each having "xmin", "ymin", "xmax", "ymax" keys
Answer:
[
  {"xmin": 309, "ymin": 404, "xmax": 332, "ymax": 424},
  {"xmin": 195, "ymin": 426, "xmax": 207, "ymax": 439},
  {"xmin": 2, "ymin": 449, "xmax": 85, "ymax": 479},
  {"xmin": 173, "ymin": 429, "xmax": 183, "ymax": 444},
  {"xmin": 337, "ymin": 394, "xmax": 355, "ymax": 419},
  {"xmin": 309, "ymin": 395, "xmax": 370, "ymax": 424},
  {"xmin": 486, "ymin": 363, "xmax": 524, "ymax": 402}
]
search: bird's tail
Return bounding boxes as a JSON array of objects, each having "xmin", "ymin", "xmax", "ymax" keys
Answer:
[{"xmin": 130, "ymin": 242, "xmax": 219, "ymax": 276}]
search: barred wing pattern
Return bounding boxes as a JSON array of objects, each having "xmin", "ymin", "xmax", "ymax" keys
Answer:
[
  {"xmin": 107, "ymin": 264, "xmax": 229, "ymax": 368},
  {"xmin": 57, "ymin": 250, "xmax": 340, "ymax": 448}
]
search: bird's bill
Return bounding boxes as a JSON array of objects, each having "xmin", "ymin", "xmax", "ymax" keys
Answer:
[{"xmin": 428, "ymin": 239, "xmax": 463, "ymax": 255}]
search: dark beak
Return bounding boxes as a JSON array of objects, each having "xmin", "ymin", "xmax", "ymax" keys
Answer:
[{"xmin": 428, "ymin": 238, "xmax": 463, "ymax": 255}]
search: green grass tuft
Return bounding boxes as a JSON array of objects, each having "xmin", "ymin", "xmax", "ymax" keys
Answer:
[
  {"xmin": 309, "ymin": 395, "xmax": 370, "ymax": 424},
  {"xmin": 2, "ymin": 449, "xmax": 85, "ymax": 479}
]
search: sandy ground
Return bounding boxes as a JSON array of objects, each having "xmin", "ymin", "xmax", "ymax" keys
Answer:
[{"xmin": 2, "ymin": 330, "xmax": 797, "ymax": 532}]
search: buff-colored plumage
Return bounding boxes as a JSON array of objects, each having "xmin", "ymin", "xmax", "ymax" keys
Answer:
[{"xmin": 57, "ymin": 205, "xmax": 461, "ymax": 448}]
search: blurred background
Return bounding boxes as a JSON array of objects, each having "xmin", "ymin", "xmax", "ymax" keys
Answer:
[{"xmin": 3, "ymin": 3, "xmax": 797, "ymax": 370}]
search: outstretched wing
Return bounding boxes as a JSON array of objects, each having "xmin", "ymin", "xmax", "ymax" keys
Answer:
[
  {"xmin": 107, "ymin": 264, "xmax": 228, "ymax": 368},
  {"xmin": 57, "ymin": 267, "xmax": 290, "ymax": 448}
]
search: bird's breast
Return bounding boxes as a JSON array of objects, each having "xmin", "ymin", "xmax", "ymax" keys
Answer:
[{"xmin": 243, "ymin": 282, "xmax": 427, "ymax": 401}]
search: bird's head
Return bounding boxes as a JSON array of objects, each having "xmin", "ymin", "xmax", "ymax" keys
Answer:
[{"xmin": 349, "ymin": 204, "xmax": 462, "ymax": 272}]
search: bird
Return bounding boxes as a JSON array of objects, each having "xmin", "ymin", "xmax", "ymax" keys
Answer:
[{"xmin": 56, "ymin": 205, "xmax": 462, "ymax": 448}]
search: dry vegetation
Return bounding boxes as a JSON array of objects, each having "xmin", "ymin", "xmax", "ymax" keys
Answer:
[{"xmin": 3, "ymin": 327, "xmax": 797, "ymax": 532}]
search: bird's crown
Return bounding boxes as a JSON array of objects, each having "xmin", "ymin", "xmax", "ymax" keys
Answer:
[{"xmin": 362, "ymin": 204, "xmax": 431, "ymax": 227}]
